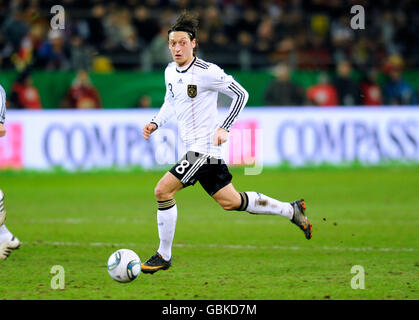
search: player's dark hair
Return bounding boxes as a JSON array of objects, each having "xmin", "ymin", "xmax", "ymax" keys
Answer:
[{"xmin": 168, "ymin": 11, "xmax": 199, "ymax": 40}]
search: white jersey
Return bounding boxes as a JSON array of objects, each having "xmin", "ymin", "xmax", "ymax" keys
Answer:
[
  {"xmin": 151, "ymin": 56, "xmax": 249, "ymax": 158},
  {"xmin": 0, "ymin": 85, "xmax": 5, "ymax": 123}
]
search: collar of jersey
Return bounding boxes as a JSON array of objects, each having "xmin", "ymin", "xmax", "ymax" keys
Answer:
[{"xmin": 176, "ymin": 56, "xmax": 197, "ymax": 73}]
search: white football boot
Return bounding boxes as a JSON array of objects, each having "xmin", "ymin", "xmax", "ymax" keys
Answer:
[
  {"xmin": 0, "ymin": 189, "xmax": 5, "ymax": 226},
  {"xmin": 0, "ymin": 190, "xmax": 21, "ymax": 260},
  {"xmin": 0, "ymin": 236, "xmax": 21, "ymax": 260}
]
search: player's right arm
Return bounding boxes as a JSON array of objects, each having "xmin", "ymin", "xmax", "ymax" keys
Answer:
[
  {"xmin": 142, "ymin": 122, "xmax": 157, "ymax": 140},
  {"xmin": 0, "ymin": 85, "xmax": 6, "ymax": 137},
  {"xmin": 143, "ymin": 67, "xmax": 175, "ymax": 140}
]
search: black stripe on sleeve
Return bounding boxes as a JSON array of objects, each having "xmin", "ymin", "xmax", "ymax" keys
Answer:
[
  {"xmin": 196, "ymin": 60, "xmax": 210, "ymax": 68},
  {"xmin": 222, "ymin": 84, "xmax": 244, "ymax": 130},
  {"xmin": 221, "ymin": 83, "xmax": 245, "ymax": 130},
  {"xmin": 0, "ymin": 87, "xmax": 5, "ymax": 123},
  {"xmin": 220, "ymin": 85, "xmax": 240, "ymax": 130},
  {"xmin": 224, "ymin": 83, "xmax": 245, "ymax": 128},
  {"xmin": 194, "ymin": 61, "xmax": 209, "ymax": 69}
]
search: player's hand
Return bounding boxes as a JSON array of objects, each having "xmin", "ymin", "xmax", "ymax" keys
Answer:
[
  {"xmin": 0, "ymin": 123, "xmax": 6, "ymax": 137},
  {"xmin": 213, "ymin": 127, "xmax": 229, "ymax": 146},
  {"xmin": 142, "ymin": 122, "xmax": 157, "ymax": 140}
]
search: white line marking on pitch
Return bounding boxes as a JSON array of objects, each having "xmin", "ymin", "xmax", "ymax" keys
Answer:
[
  {"xmin": 17, "ymin": 217, "xmax": 419, "ymax": 226},
  {"xmin": 27, "ymin": 241, "xmax": 417, "ymax": 253}
]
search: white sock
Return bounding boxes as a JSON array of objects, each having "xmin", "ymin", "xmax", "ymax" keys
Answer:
[
  {"xmin": 0, "ymin": 225, "xmax": 13, "ymax": 243},
  {"xmin": 156, "ymin": 199, "xmax": 177, "ymax": 261},
  {"xmin": 243, "ymin": 191, "xmax": 293, "ymax": 220}
]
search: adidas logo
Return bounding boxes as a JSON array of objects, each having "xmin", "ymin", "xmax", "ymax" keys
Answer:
[{"xmin": 178, "ymin": 78, "xmax": 183, "ymax": 84}]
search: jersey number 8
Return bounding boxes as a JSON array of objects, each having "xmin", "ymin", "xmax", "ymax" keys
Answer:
[{"xmin": 175, "ymin": 160, "xmax": 190, "ymax": 174}]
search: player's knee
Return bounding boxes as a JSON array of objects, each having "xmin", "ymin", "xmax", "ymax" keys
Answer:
[
  {"xmin": 219, "ymin": 200, "xmax": 239, "ymax": 211},
  {"xmin": 154, "ymin": 185, "xmax": 166, "ymax": 200},
  {"xmin": 154, "ymin": 184, "xmax": 173, "ymax": 201}
]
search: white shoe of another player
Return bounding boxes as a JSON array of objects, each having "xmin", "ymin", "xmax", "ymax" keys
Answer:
[
  {"xmin": 0, "ymin": 189, "xmax": 5, "ymax": 226},
  {"xmin": 0, "ymin": 236, "xmax": 21, "ymax": 260}
]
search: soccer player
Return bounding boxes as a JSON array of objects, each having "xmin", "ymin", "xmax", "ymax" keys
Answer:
[
  {"xmin": 0, "ymin": 84, "xmax": 21, "ymax": 260},
  {"xmin": 140, "ymin": 12, "xmax": 312, "ymax": 274}
]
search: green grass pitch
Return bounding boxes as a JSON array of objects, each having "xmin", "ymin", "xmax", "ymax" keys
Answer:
[{"xmin": 0, "ymin": 166, "xmax": 418, "ymax": 300}]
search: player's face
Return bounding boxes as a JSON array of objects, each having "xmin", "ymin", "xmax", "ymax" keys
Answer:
[{"xmin": 168, "ymin": 31, "xmax": 196, "ymax": 67}]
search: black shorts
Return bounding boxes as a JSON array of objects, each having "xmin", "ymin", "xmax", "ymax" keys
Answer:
[{"xmin": 169, "ymin": 151, "xmax": 233, "ymax": 196}]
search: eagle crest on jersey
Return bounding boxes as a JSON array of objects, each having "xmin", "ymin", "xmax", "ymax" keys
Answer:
[{"xmin": 187, "ymin": 84, "xmax": 197, "ymax": 98}]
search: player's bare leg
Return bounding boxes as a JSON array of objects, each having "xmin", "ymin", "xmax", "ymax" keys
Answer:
[
  {"xmin": 211, "ymin": 183, "xmax": 241, "ymax": 210},
  {"xmin": 154, "ymin": 171, "xmax": 184, "ymax": 201},
  {"xmin": 212, "ymin": 183, "xmax": 312, "ymax": 239},
  {"xmin": 142, "ymin": 172, "xmax": 183, "ymax": 274}
]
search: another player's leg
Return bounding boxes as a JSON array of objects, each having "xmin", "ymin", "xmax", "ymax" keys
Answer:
[
  {"xmin": 141, "ymin": 172, "xmax": 183, "ymax": 274},
  {"xmin": 0, "ymin": 189, "xmax": 5, "ymax": 226},
  {"xmin": 212, "ymin": 184, "xmax": 312, "ymax": 239},
  {"xmin": 0, "ymin": 225, "xmax": 20, "ymax": 260},
  {"xmin": 0, "ymin": 189, "xmax": 21, "ymax": 260}
]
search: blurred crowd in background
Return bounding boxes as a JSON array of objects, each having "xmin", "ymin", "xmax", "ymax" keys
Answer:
[{"xmin": 0, "ymin": 0, "xmax": 418, "ymax": 107}]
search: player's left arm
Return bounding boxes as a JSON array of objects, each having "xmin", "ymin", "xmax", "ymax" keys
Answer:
[
  {"xmin": 206, "ymin": 65, "xmax": 249, "ymax": 145},
  {"xmin": 0, "ymin": 85, "xmax": 6, "ymax": 137}
]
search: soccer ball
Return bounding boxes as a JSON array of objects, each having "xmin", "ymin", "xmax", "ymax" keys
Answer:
[{"xmin": 107, "ymin": 249, "xmax": 141, "ymax": 283}]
